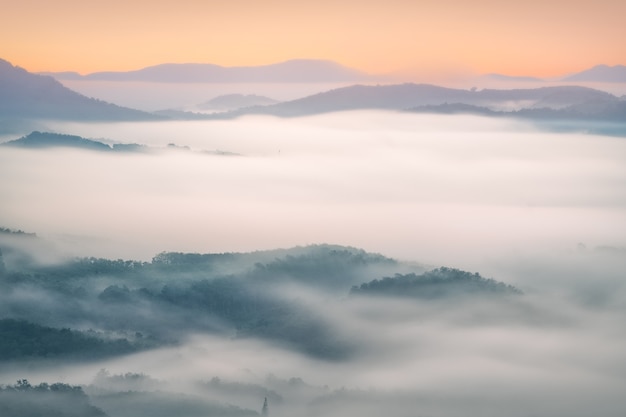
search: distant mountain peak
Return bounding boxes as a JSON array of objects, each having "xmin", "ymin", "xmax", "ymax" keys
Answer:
[
  {"xmin": 0, "ymin": 57, "xmax": 160, "ymax": 122},
  {"xmin": 562, "ymin": 64, "xmax": 626, "ymax": 83},
  {"xmin": 592, "ymin": 64, "xmax": 611, "ymax": 69},
  {"xmin": 41, "ymin": 59, "xmax": 374, "ymax": 83}
]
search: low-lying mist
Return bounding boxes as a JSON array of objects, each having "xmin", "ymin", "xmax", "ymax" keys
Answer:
[
  {"xmin": 2, "ymin": 112, "xmax": 625, "ymax": 268},
  {"xmin": 1, "ymin": 111, "xmax": 625, "ymax": 416},
  {"xmin": 2, "ymin": 290, "xmax": 625, "ymax": 417}
]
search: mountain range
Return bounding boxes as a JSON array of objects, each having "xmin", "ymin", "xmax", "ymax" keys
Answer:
[
  {"xmin": 479, "ymin": 64, "xmax": 626, "ymax": 84},
  {"xmin": 2, "ymin": 57, "xmax": 625, "ymax": 135},
  {"xmin": 40, "ymin": 61, "xmax": 626, "ymax": 84},
  {"xmin": 562, "ymin": 64, "xmax": 626, "ymax": 83},
  {"xmin": 204, "ymin": 83, "xmax": 626, "ymax": 122},
  {"xmin": 0, "ymin": 58, "xmax": 159, "ymax": 129},
  {"xmin": 40, "ymin": 59, "xmax": 374, "ymax": 83}
]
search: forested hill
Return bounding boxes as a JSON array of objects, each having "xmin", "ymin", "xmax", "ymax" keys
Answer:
[
  {"xmin": 0, "ymin": 240, "xmax": 521, "ymax": 362},
  {"xmin": 0, "ymin": 381, "xmax": 106, "ymax": 417},
  {"xmin": 41, "ymin": 59, "xmax": 372, "ymax": 83},
  {"xmin": 0, "ymin": 131, "xmax": 157, "ymax": 153},
  {"xmin": 350, "ymin": 267, "xmax": 522, "ymax": 298},
  {"xmin": 2, "ymin": 131, "xmax": 118, "ymax": 151}
]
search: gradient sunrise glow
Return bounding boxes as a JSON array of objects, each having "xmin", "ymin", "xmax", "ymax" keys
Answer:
[{"xmin": 3, "ymin": 0, "xmax": 626, "ymax": 80}]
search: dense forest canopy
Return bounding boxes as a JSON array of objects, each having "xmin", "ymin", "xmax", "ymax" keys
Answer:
[
  {"xmin": 3, "ymin": 228, "xmax": 622, "ymax": 417},
  {"xmin": 0, "ymin": 236, "xmax": 519, "ymax": 362}
]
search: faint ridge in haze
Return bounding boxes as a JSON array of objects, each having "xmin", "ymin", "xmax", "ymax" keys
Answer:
[
  {"xmin": 197, "ymin": 94, "xmax": 280, "ymax": 111},
  {"xmin": 562, "ymin": 64, "xmax": 626, "ymax": 83},
  {"xmin": 41, "ymin": 59, "xmax": 376, "ymax": 83},
  {"xmin": 482, "ymin": 73, "xmax": 545, "ymax": 82},
  {"xmin": 408, "ymin": 97, "xmax": 626, "ymax": 116}
]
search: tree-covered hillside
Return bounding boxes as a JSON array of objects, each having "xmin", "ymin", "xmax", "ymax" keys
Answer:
[
  {"xmin": 350, "ymin": 267, "xmax": 522, "ymax": 299},
  {"xmin": 0, "ymin": 380, "xmax": 106, "ymax": 417},
  {"xmin": 0, "ymin": 236, "xmax": 520, "ymax": 362}
]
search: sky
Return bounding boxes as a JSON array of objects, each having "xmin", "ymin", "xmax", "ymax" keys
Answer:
[{"xmin": 3, "ymin": 0, "xmax": 625, "ymax": 80}]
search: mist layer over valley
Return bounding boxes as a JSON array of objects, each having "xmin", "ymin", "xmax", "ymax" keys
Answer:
[
  {"xmin": 2, "ymin": 113, "xmax": 625, "ymax": 266},
  {"xmin": 1, "ymin": 112, "xmax": 626, "ymax": 417}
]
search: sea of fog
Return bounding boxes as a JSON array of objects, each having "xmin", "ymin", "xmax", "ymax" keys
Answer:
[
  {"xmin": 1, "ymin": 111, "xmax": 626, "ymax": 416},
  {"xmin": 2, "ymin": 112, "xmax": 625, "ymax": 271}
]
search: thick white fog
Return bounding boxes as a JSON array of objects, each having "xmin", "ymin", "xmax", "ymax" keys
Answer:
[
  {"xmin": 1, "ymin": 111, "xmax": 626, "ymax": 416},
  {"xmin": 2, "ymin": 112, "xmax": 625, "ymax": 271}
]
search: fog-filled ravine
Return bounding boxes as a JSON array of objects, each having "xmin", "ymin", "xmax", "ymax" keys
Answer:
[{"xmin": 1, "ymin": 112, "xmax": 626, "ymax": 417}]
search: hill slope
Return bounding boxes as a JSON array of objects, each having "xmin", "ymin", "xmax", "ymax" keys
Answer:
[
  {"xmin": 0, "ymin": 58, "xmax": 159, "ymax": 121},
  {"xmin": 43, "ymin": 59, "xmax": 373, "ymax": 83},
  {"xmin": 1, "ymin": 131, "xmax": 115, "ymax": 150},
  {"xmin": 350, "ymin": 268, "xmax": 522, "ymax": 299},
  {"xmin": 562, "ymin": 64, "xmax": 626, "ymax": 83},
  {"xmin": 0, "ymin": 242, "xmax": 520, "ymax": 360},
  {"xmin": 212, "ymin": 83, "xmax": 620, "ymax": 119},
  {"xmin": 0, "ymin": 131, "xmax": 155, "ymax": 152}
]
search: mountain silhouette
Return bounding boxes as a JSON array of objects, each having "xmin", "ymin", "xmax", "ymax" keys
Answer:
[
  {"xmin": 0, "ymin": 58, "xmax": 160, "ymax": 122},
  {"xmin": 482, "ymin": 73, "xmax": 544, "ymax": 82},
  {"xmin": 42, "ymin": 59, "xmax": 374, "ymax": 83},
  {"xmin": 212, "ymin": 84, "xmax": 619, "ymax": 119},
  {"xmin": 562, "ymin": 64, "xmax": 626, "ymax": 83}
]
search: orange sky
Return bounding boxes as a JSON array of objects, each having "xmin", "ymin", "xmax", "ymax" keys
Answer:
[{"xmin": 2, "ymin": 0, "xmax": 625, "ymax": 80}]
